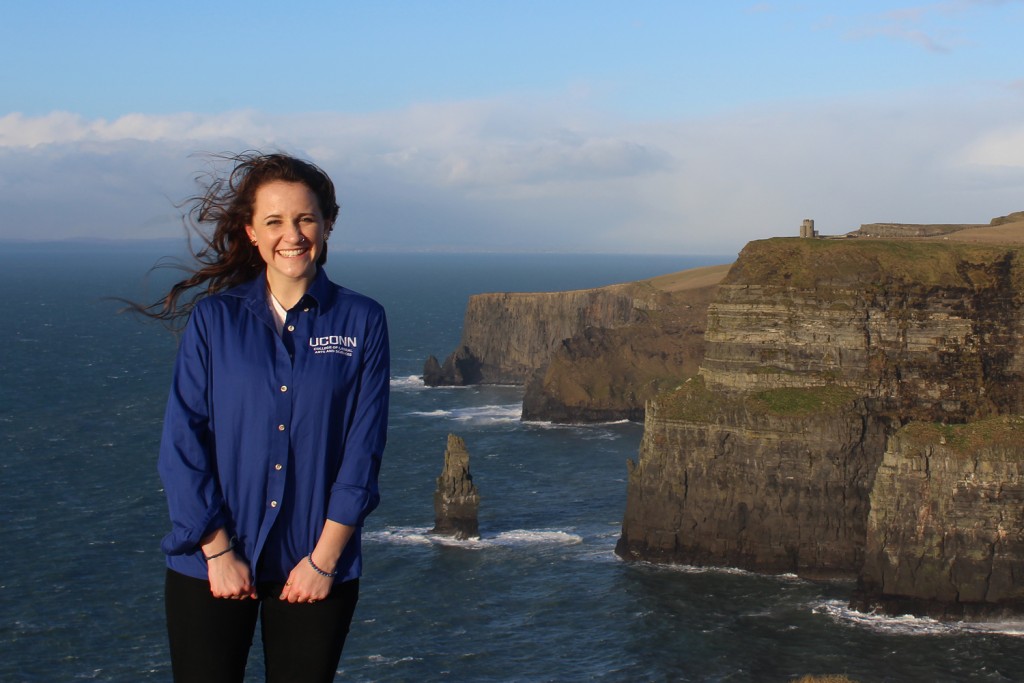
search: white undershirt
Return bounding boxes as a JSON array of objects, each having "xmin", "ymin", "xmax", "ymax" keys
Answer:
[{"xmin": 267, "ymin": 289, "xmax": 288, "ymax": 335}]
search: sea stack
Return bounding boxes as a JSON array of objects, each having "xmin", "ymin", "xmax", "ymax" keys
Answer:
[{"xmin": 430, "ymin": 434, "xmax": 480, "ymax": 540}]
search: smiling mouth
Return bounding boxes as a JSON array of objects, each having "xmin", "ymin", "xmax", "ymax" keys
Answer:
[{"xmin": 277, "ymin": 248, "xmax": 309, "ymax": 258}]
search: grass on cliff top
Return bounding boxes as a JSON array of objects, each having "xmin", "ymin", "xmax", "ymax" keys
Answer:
[
  {"xmin": 899, "ymin": 417, "xmax": 1024, "ymax": 458},
  {"xmin": 749, "ymin": 385, "xmax": 856, "ymax": 416},
  {"xmin": 656, "ymin": 376, "xmax": 855, "ymax": 421},
  {"xmin": 657, "ymin": 377, "xmax": 736, "ymax": 421},
  {"xmin": 725, "ymin": 237, "xmax": 1024, "ymax": 289}
]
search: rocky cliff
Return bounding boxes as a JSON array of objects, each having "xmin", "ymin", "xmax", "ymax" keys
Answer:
[
  {"xmin": 425, "ymin": 285, "xmax": 644, "ymax": 386},
  {"xmin": 854, "ymin": 419, "xmax": 1024, "ymax": 619},
  {"xmin": 617, "ymin": 379, "xmax": 887, "ymax": 578},
  {"xmin": 425, "ymin": 265, "xmax": 728, "ymax": 422},
  {"xmin": 616, "ymin": 236, "xmax": 1024, "ymax": 617}
]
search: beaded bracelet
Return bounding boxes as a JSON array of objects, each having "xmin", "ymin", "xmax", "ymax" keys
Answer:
[
  {"xmin": 306, "ymin": 554, "xmax": 337, "ymax": 578},
  {"xmin": 204, "ymin": 536, "xmax": 238, "ymax": 561}
]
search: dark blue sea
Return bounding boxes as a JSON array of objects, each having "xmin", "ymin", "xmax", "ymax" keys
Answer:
[{"xmin": 2, "ymin": 245, "xmax": 1023, "ymax": 682}]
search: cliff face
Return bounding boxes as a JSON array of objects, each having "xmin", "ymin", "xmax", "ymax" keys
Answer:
[
  {"xmin": 617, "ymin": 238, "xmax": 1024, "ymax": 616},
  {"xmin": 425, "ymin": 265, "xmax": 729, "ymax": 422},
  {"xmin": 425, "ymin": 285, "xmax": 646, "ymax": 386},
  {"xmin": 617, "ymin": 381, "xmax": 887, "ymax": 577},
  {"xmin": 700, "ymin": 240, "xmax": 1024, "ymax": 420},
  {"xmin": 854, "ymin": 420, "xmax": 1024, "ymax": 618},
  {"xmin": 520, "ymin": 282, "xmax": 717, "ymax": 422}
]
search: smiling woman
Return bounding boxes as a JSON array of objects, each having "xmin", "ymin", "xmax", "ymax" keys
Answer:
[
  {"xmin": 132, "ymin": 152, "xmax": 341, "ymax": 328},
  {"xmin": 246, "ymin": 180, "xmax": 330, "ymax": 309},
  {"xmin": 131, "ymin": 152, "xmax": 390, "ymax": 682}
]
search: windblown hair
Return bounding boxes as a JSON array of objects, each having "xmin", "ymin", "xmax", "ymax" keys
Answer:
[{"xmin": 135, "ymin": 151, "xmax": 339, "ymax": 327}]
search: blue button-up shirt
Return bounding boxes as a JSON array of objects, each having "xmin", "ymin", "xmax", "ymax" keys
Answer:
[{"xmin": 158, "ymin": 267, "xmax": 389, "ymax": 584}]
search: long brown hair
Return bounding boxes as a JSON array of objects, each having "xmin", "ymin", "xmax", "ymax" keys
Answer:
[{"xmin": 134, "ymin": 151, "xmax": 340, "ymax": 327}]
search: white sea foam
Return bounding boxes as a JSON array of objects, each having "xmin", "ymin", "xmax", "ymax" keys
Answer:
[
  {"xmin": 639, "ymin": 561, "xmax": 806, "ymax": 582},
  {"xmin": 647, "ymin": 561, "xmax": 755, "ymax": 576},
  {"xmin": 363, "ymin": 654, "xmax": 421, "ymax": 666},
  {"xmin": 364, "ymin": 526, "xmax": 583, "ymax": 550},
  {"xmin": 522, "ymin": 418, "xmax": 632, "ymax": 429},
  {"xmin": 814, "ymin": 599, "xmax": 1024, "ymax": 637},
  {"xmin": 408, "ymin": 403, "xmax": 522, "ymax": 424},
  {"xmin": 451, "ymin": 404, "xmax": 522, "ymax": 423},
  {"xmin": 390, "ymin": 375, "xmax": 425, "ymax": 390},
  {"xmin": 408, "ymin": 409, "xmax": 452, "ymax": 418},
  {"xmin": 521, "ymin": 420, "xmax": 635, "ymax": 442}
]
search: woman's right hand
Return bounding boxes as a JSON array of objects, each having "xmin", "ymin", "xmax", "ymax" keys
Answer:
[{"xmin": 207, "ymin": 551, "xmax": 258, "ymax": 599}]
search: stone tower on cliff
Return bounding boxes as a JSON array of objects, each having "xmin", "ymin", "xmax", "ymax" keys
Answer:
[{"xmin": 799, "ymin": 218, "xmax": 818, "ymax": 238}]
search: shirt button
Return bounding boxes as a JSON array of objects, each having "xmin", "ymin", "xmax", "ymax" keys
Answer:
[
  {"xmin": 280, "ymin": 385, "xmax": 288, "ymax": 392},
  {"xmin": 303, "ymin": 308, "xmax": 310, "ymax": 313},
  {"xmin": 278, "ymin": 424, "xmax": 285, "ymax": 431},
  {"xmin": 287, "ymin": 325, "xmax": 295, "ymax": 332},
  {"xmin": 274, "ymin": 463, "xmax": 283, "ymax": 471},
  {"xmin": 270, "ymin": 500, "xmax": 278, "ymax": 508}
]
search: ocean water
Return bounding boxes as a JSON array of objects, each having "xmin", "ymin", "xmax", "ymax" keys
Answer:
[{"xmin": 2, "ymin": 245, "xmax": 1024, "ymax": 682}]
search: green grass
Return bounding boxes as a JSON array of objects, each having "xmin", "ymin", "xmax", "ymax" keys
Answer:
[
  {"xmin": 656, "ymin": 376, "xmax": 738, "ymax": 422},
  {"xmin": 725, "ymin": 238, "xmax": 1024, "ymax": 290},
  {"xmin": 749, "ymin": 385, "xmax": 856, "ymax": 416},
  {"xmin": 899, "ymin": 417, "xmax": 1024, "ymax": 458},
  {"xmin": 656, "ymin": 376, "xmax": 856, "ymax": 421}
]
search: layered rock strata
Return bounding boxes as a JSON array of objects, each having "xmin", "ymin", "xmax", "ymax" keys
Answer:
[
  {"xmin": 430, "ymin": 434, "xmax": 480, "ymax": 540},
  {"xmin": 617, "ymin": 237, "xmax": 1024, "ymax": 616},
  {"xmin": 617, "ymin": 380, "xmax": 887, "ymax": 578},
  {"xmin": 853, "ymin": 419, "xmax": 1024, "ymax": 619}
]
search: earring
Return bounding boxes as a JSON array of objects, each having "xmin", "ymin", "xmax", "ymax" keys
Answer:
[{"xmin": 250, "ymin": 238, "xmax": 258, "ymax": 246}]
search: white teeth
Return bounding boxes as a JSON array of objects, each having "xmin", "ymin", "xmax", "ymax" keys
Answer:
[{"xmin": 278, "ymin": 248, "xmax": 307, "ymax": 257}]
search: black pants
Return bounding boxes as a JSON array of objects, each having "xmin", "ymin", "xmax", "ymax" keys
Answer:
[{"xmin": 165, "ymin": 569, "xmax": 359, "ymax": 683}]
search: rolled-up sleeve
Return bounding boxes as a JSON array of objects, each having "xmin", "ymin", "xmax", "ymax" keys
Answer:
[
  {"xmin": 157, "ymin": 304, "xmax": 226, "ymax": 555},
  {"xmin": 327, "ymin": 306, "xmax": 389, "ymax": 527}
]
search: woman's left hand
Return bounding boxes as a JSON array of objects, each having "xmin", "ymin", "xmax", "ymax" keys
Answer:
[
  {"xmin": 279, "ymin": 556, "xmax": 333, "ymax": 604},
  {"xmin": 280, "ymin": 521, "xmax": 354, "ymax": 603}
]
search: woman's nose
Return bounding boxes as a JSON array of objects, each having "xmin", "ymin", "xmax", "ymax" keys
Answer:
[{"xmin": 284, "ymin": 221, "xmax": 305, "ymax": 242}]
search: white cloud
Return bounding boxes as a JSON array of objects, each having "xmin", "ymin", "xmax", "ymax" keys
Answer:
[
  {"xmin": 961, "ymin": 124, "xmax": 1024, "ymax": 167},
  {"xmin": 1, "ymin": 87, "xmax": 1023, "ymax": 254},
  {"xmin": 0, "ymin": 110, "xmax": 276, "ymax": 148}
]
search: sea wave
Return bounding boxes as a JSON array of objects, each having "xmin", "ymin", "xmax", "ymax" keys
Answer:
[
  {"xmin": 813, "ymin": 599, "xmax": 1024, "ymax": 637},
  {"xmin": 408, "ymin": 403, "xmax": 522, "ymax": 424},
  {"xmin": 388, "ymin": 375, "xmax": 477, "ymax": 391},
  {"xmin": 364, "ymin": 526, "xmax": 583, "ymax": 550},
  {"xmin": 521, "ymin": 419, "xmax": 637, "ymax": 441},
  {"xmin": 636, "ymin": 560, "xmax": 805, "ymax": 582},
  {"xmin": 389, "ymin": 375, "xmax": 425, "ymax": 390},
  {"xmin": 523, "ymin": 418, "xmax": 632, "ymax": 428}
]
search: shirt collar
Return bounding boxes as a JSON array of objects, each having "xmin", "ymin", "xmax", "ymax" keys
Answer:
[
  {"xmin": 303, "ymin": 267, "xmax": 336, "ymax": 311},
  {"xmin": 224, "ymin": 267, "xmax": 335, "ymax": 313}
]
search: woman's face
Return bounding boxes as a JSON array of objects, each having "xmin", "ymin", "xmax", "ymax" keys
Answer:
[{"xmin": 245, "ymin": 181, "xmax": 329, "ymax": 288}]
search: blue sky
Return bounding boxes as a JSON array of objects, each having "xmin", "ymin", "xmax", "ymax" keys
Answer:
[{"xmin": 2, "ymin": 1, "xmax": 1023, "ymax": 254}]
